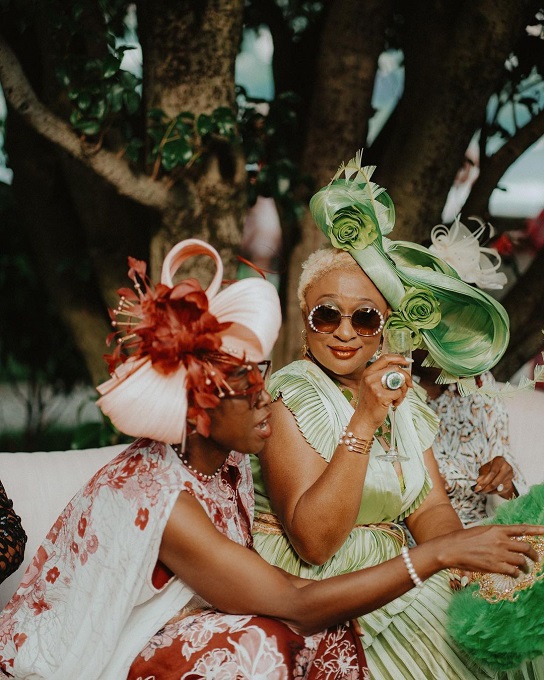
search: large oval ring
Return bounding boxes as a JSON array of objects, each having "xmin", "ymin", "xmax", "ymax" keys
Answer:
[{"xmin": 381, "ymin": 370, "xmax": 406, "ymax": 390}]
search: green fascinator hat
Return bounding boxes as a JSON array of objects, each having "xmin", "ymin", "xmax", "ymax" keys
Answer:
[{"xmin": 309, "ymin": 150, "xmax": 510, "ymax": 388}]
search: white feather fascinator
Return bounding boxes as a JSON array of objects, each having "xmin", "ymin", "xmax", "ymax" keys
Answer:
[{"xmin": 429, "ymin": 215, "xmax": 507, "ymax": 291}]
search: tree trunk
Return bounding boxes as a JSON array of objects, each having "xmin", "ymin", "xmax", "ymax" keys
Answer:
[
  {"xmin": 378, "ymin": 0, "xmax": 533, "ymax": 241},
  {"xmin": 274, "ymin": 0, "xmax": 393, "ymax": 368},
  {"xmin": 138, "ymin": 0, "xmax": 247, "ymax": 280},
  {"xmin": 2, "ymin": 0, "xmax": 249, "ymax": 382}
]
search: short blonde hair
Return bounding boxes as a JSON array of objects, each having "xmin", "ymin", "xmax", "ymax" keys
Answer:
[{"xmin": 297, "ymin": 247, "xmax": 363, "ymax": 309}]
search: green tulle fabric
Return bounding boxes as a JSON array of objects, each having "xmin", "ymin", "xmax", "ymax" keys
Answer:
[
  {"xmin": 447, "ymin": 484, "xmax": 544, "ymax": 671},
  {"xmin": 308, "ymin": 151, "xmax": 510, "ymax": 386}
]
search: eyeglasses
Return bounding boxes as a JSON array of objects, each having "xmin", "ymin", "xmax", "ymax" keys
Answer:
[
  {"xmin": 307, "ymin": 304, "xmax": 384, "ymax": 337},
  {"xmin": 222, "ymin": 360, "xmax": 271, "ymax": 408}
]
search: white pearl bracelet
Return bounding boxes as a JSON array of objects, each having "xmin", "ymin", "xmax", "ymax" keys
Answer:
[
  {"xmin": 401, "ymin": 546, "xmax": 424, "ymax": 588},
  {"xmin": 338, "ymin": 426, "xmax": 373, "ymax": 455}
]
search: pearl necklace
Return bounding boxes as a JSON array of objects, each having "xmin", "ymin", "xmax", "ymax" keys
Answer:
[{"xmin": 171, "ymin": 444, "xmax": 226, "ymax": 482}]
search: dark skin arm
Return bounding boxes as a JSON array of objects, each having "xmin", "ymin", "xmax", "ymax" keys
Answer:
[
  {"xmin": 159, "ymin": 490, "xmax": 543, "ymax": 637},
  {"xmin": 405, "ymin": 448, "xmax": 463, "ymax": 543}
]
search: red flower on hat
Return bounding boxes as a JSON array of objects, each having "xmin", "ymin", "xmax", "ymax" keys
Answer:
[
  {"xmin": 106, "ymin": 257, "xmax": 232, "ymax": 374},
  {"xmin": 104, "ymin": 256, "xmax": 238, "ymax": 438}
]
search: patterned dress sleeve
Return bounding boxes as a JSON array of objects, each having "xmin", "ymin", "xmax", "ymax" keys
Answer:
[{"xmin": 0, "ymin": 480, "xmax": 27, "ymax": 583}]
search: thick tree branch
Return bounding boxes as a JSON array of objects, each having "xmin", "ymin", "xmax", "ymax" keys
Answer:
[
  {"xmin": 0, "ymin": 34, "xmax": 171, "ymax": 212},
  {"xmin": 379, "ymin": 0, "xmax": 533, "ymax": 240},
  {"xmin": 493, "ymin": 245, "xmax": 544, "ymax": 381},
  {"xmin": 463, "ymin": 107, "xmax": 544, "ymax": 217}
]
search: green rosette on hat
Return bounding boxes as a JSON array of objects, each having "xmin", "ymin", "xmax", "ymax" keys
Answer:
[{"xmin": 309, "ymin": 150, "xmax": 510, "ymax": 386}]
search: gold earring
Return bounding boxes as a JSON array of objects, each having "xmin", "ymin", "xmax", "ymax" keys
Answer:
[{"xmin": 301, "ymin": 329, "xmax": 309, "ymax": 357}]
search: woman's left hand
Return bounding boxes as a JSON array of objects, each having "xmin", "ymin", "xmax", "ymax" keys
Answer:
[{"xmin": 473, "ymin": 456, "xmax": 516, "ymax": 498}]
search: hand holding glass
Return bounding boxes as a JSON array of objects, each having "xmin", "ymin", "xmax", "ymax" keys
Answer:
[{"xmin": 376, "ymin": 328, "xmax": 412, "ymax": 463}]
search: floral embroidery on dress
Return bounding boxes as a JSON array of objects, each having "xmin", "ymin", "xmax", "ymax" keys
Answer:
[
  {"xmin": 0, "ymin": 439, "xmax": 257, "ymax": 678},
  {"xmin": 129, "ymin": 611, "xmax": 367, "ymax": 680},
  {"xmin": 0, "ymin": 439, "xmax": 368, "ymax": 679}
]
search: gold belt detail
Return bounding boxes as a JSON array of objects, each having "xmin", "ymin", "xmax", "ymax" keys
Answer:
[
  {"xmin": 354, "ymin": 522, "xmax": 407, "ymax": 546},
  {"xmin": 253, "ymin": 511, "xmax": 285, "ymax": 535},
  {"xmin": 254, "ymin": 512, "xmax": 406, "ymax": 546}
]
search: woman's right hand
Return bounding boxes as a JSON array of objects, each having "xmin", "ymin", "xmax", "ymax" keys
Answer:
[
  {"xmin": 419, "ymin": 524, "xmax": 544, "ymax": 578},
  {"xmin": 353, "ymin": 354, "xmax": 413, "ymax": 436}
]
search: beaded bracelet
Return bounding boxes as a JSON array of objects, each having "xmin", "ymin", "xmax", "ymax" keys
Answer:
[
  {"xmin": 338, "ymin": 426, "xmax": 373, "ymax": 455},
  {"xmin": 401, "ymin": 546, "xmax": 424, "ymax": 588}
]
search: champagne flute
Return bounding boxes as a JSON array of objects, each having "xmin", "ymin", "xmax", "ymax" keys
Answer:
[{"xmin": 376, "ymin": 327, "xmax": 412, "ymax": 463}]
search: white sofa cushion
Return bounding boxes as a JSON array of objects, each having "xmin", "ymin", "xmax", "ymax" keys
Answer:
[
  {"xmin": 0, "ymin": 444, "xmax": 126, "ymax": 608},
  {"xmin": 498, "ymin": 384, "xmax": 544, "ymax": 486}
]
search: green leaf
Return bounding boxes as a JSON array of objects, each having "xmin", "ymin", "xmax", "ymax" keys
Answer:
[
  {"xmin": 109, "ymin": 83, "xmax": 125, "ymax": 113},
  {"xmin": 55, "ymin": 66, "xmax": 71, "ymax": 88},
  {"xmin": 147, "ymin": 108, "xmax": 167, "ymax": 122},
  {"xmin": 160, "ymin": 152, "xmax": 178, "ymax": 172},
  {"xmin": 84, "ymin": 58, "xmax": 101, "ymax": 75},
  {"xmin": 73, "ymin": 118, "xmax": 102, "ymax": 136},
  {"xmin": 147, "ymin": 126, "xmax": 166, "ymax": 143},
  {"xmin": 196, "ymin": 114, "xmax": 213, "ymax": 137},
  {"xmin": 124, "ymin": 138, "xmax": 143, "ymax": 163},
  {"xmin": 119, "ymin": 70, "xmax": 140, "ymax": 89},
  {"xmin": 88, "ymin": 98, "xmax": 108, "ymax": 121},
  {"xmin": 102, "ymin": 54, "xmax": 121, "ymax": 79},
  {"xmin": 161, "ymin": 138, "xmax": 194, "ymax": 170},
  {"xmin": 212, "ymin": 107, "xmax": 237, "ymax": 137},
  {"xmin": 69, "ymin": 109, "xmax": 82, "ymax": 126},
  {"xmin": 123, "ymin": 90, "xmax": 140, "ymax": 115},
  {"xmin": 178, "ymin": 111, "xmax": 196, "ymax": 122},
  {"xmin": 76, "ymin": 92, "xmax": 92, "ymax": 111}
]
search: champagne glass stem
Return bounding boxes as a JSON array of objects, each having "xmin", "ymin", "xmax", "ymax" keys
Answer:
[
  {"xmin": 376, "ymin": 327, "xmax": 412, "ymax": 463},
  {"xmin": 389, "ymin": 406, "xmax": 397, "ymax": 452}
]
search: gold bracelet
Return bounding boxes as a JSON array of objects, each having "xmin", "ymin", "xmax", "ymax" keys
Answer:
[{"xmin": 338, "ymin": 426, "xmax": 373, "ymax": 455}]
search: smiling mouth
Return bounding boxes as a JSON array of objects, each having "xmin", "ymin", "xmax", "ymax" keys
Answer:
[{"xmin": 329, "ymin": 346, "xmax": 359, "ymax": 355}]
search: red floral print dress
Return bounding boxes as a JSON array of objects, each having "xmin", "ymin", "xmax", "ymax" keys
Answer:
[{"xmin": 0, "ymin": 439, "xmax": 368, "ymax": 680}]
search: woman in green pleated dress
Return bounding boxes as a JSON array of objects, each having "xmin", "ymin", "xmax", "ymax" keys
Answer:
[{"xmin": 251, "ymin": 152, "xmax": 544, "ymax": 680}]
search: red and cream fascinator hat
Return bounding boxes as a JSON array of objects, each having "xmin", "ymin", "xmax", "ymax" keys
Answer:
[{"xmin": 96, "ymin": 238, "xmax": 282, "ymax": 446}]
